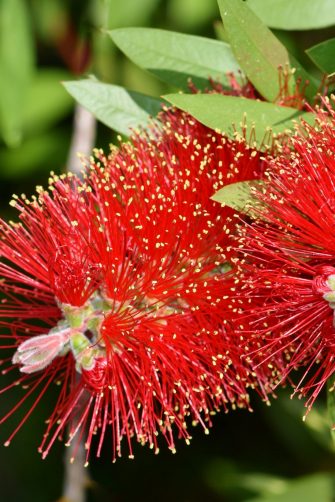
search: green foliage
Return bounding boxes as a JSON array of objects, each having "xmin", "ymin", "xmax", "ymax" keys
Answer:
[
  {"xmin": 95, "ymin": 0, "xmax": 160, "ymax": 29},
  {"xmin": 164, "ymin": 93, "xmax": 315, "ymax": 140},
  {"xmin": 306, "ymin": 38, "xmax": 335, "ymax": 75},
  {"xmin": 327, "ymin": 377, "xmax": 335, "ymax": 449},
  {"xmin": 247, "ymin": 0, "xmax": 335, "ymax": 31},
  {"xmin": 23, "ymin": 69, "xmax": 73, "ymax": 137},
  {"xmin": 0, "ymin": 0, "xmax": 34, "ymax": 147},
  {"xmin": 205, "ymin": 459, "xmax": 287, "ymax": 499},
  {"xmin": 0, "ymin": 129, "xmax": 70, "ymax": 178},
  {"xmin": 109, "ymin": 28, "xmax": 241, "ymax": 91},
  {"xmin": 64, "ymin": 79, "xmax": 163, "ymax": 136},
  {"xmin": 0, "ymin": 69, "xmax": 73, "ymax": 180},
  {"xmin": 29, "ymin": 0, "xmax": 65, "ymax": 42},
  {"xmin": 167, "ymin": 0, "xmax": 218, "ymax": 30},
  {"xmin": 248, "ymin": 474, "xmax": 334, "ymax": 502}
]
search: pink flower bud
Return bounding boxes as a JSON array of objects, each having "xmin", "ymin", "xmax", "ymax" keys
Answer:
[{"xmin": 12, "ymin": 329, "xmax": 71, "ymax": 374}]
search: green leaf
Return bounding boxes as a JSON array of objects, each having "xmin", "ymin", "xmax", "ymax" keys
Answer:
[
  {"xmin": 164, "ymin": 93, "xmax": 315, "ymax": 141},
  {"xmin": 213, "ymin": 21, "xmax": 229, "ymax": 43},
  {"xmin": 218, "ymin": 0, "xmax": 293, "ymax": 102},
  {"xmin": 108, "ymin": 28, "xmax": 241, "ymax": 91},
  {"xmin": 211, "ymin": 180, "xmax": 264, "ymax": 213},
  {"xmin": 306, "ymin": 38, "xmax": 335, "ymax": 75},
  {"xmin": 63, "ymin": 79, "xmax": 163, "ymax": 136},
  {"xmin": 247, "ymin": 0, "xmax": 335, "ymax": 31},
  {"xmin": 0, "ymin": 0, "xmax": 34, "ymax": 147},
  {"xmin": 218, "ymin": 0, "xmax": 318, "ymax": 102}
]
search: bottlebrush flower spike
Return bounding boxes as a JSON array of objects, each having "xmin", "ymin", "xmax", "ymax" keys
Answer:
[
  {"xmin": 231, "ymin": 101, "xmax": 335, "ymax": 414},
  {"xmin": 0, "ymin": 111, "xmax": 267, "ymax": 464}
]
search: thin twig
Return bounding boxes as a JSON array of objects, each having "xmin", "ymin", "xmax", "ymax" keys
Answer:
[
  {"xmin": 67, "ymin": 105, "xmax": 96, "ymax": 178},
  {"xmin": 61, "ymin": 104, "xmax": 96, "ymax": 502},
  {"xmin": 62, "ymin": 440, "xmax": 88, "ymax": 502}
]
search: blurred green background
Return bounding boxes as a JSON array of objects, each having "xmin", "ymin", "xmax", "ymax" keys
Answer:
[{"xmin": 1, "ymin": 1, "xmax": 335, "ymax": 500}]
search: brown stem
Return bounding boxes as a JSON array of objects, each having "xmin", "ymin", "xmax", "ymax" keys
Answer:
[
  {"xmin": 67, "ymin": 105, "xmax": 96, "ymax": 178},
  {"xmin": 62, "ymin": 440, "xmax": 88, "ymax": 502},
  {"xmin": 61, "ymin": 104, "xmax": 96, "ymax": 502}
]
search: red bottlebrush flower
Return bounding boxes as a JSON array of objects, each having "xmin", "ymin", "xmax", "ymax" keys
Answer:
[
  {"xmin": 0, "ymin": 109, "xmax": 267, "ymax": 463},
  {"xmin": 231, "ymin": 105, "xmax": 335, "ymax": 413}
]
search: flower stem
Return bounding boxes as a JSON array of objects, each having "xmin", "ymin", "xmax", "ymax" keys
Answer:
[
  {"xmin": 62, "ymin": 440, "xmax": 87, "ymax": 502},
  {"xmin": 67, "ymin": 104, "xmax": 96, "ymax": 177},
  {"xmin": 61, "ymin": 104, "xmax": 96, "ymax": 501}
]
